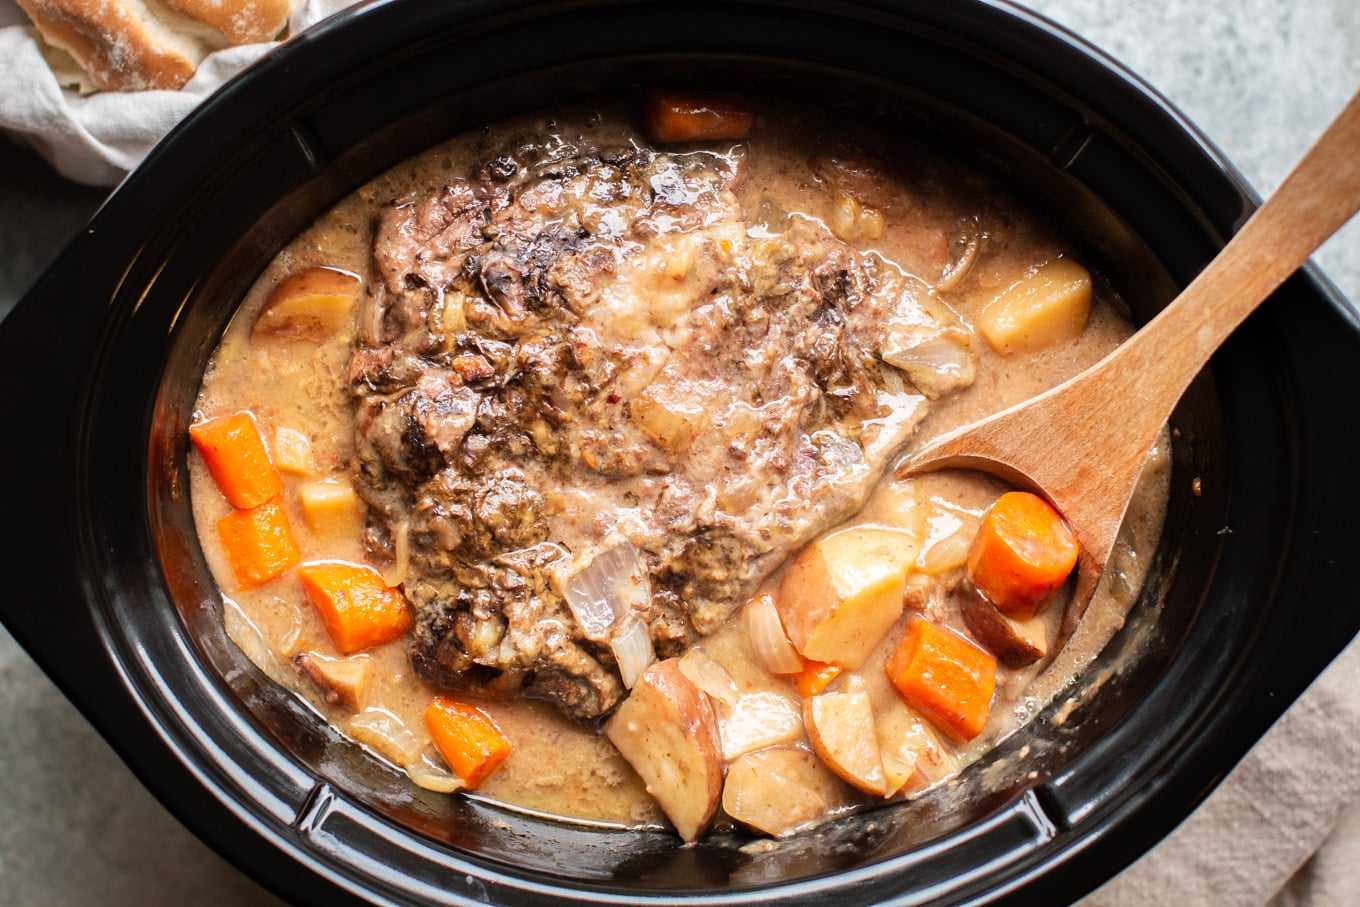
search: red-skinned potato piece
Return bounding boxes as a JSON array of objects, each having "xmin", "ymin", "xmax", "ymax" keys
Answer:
[
  {"xmin": 959, "ymin": 590, "xmax": 1049, "ymax": 669},
  {"xmin": 722, "ymin": 745, "xmax": 851, "ymax": 838},
  {"xmin": 803, "ymin": 676, "xmax": 887, "ymax": 796},
  {"xmin": 775, "ymin": 528, "xmax": 916, "ymax": 669},
  {"xmin": 294, "ymin": 651, "xmax": 372, "ymax": 712},
  {"xmin": 252, "ymin": 266, "xmax": 361, "ymax": 338},
  {"xmin": 605, "ymin": 658, "xmax": 723, "ymax": 842}
]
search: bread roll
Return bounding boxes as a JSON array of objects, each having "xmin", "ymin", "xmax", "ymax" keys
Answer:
[{"xmin": 16, "ymin": 0, "xmax": 294, "ymax": 92}]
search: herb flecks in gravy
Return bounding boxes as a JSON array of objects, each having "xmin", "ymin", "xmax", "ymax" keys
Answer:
[{"xmin": 189, "ymin": 101, "xmax": 1168, "ymax": 840}]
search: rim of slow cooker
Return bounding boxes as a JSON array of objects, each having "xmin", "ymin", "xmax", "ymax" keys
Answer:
[{"xmin": 3, "ymin": 1, "xmax": 1357, "ymax": 905}]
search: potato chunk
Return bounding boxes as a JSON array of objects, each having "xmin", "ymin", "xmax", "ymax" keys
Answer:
[
  {"xmin": 605, "ymin": 658, "xmax": 723, "ymax": 842},
  {"xmin": 294, "ymin": 651, "xmax": 371, "ymax": 712},
  {"xmin": 978, "ymin": 257, "xmax": 1091, "ymax": 356},
  {"xmin": 677, "ymin": 650, "xmax": 801, "ymax": 760},
  {"xmin": 298, "ymin": 478, "xmax": 366, "ymax": 537},
  {"xmin": 959, "ymin": 592, "xmax": 1049, "ymax": 669},
  {"xmin": 775, "ymin": 527, "xmax": 918, "ymax": 669},
  {"xmin": 253, "ymin": 267, "xmax": 361, "ymax": 338},
  {"xmin": 875, "ymin": 699, "xmax": 959, "ymax": 796},
  {"xmin": 722, "ymin": 746, "xmax": 851, "ymax": 837},
  {"xmin": 803, "ymin": 676, "xmax": 887, "ymax": 796},
  {"xmin": 272, "ymin": 426, "xmax": 315, "ymax": 476}
]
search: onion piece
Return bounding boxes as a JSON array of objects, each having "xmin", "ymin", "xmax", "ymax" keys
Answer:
[
  {"xmin": 381, "ymin": 519, "xmax": 410, "ymax": 588},
  {"xmin": 562, "ymin": 540, "xmax": 651, "ymax": 641},
  {"xmin": 916, "ymin": 509, "xmax": 980, "ymax": 575},
  {"xmin": 935, "ymin": 230, "xmax": 982, "ymax": 294},
  {"xmin": 349, "ymin": 707, "xmax": 424, "ymax": 766},
  {"xmin": 678, "ymin": 649, "xmax": 740, "ymax": 708},
  {"xmin": 881, "ymin": 325, "xmax": 976, "ymax": 399},
  {"xmin": 610, "ymin": 618, "xmax": 656, "ymax": 690},
  {"xmin": 222, "ymin": 596, "xmax": 293, "ymax": 687},
  {"xmin": 745, "ymin": 593, "xmax": 804, "ymax": 675},
  {"xmin": 407, "ymin": 755, "xmax": 464, "ymax": 793},
  {"xmin": 918, "ymin": 527, "xmax": 973, "ymax": 575}
]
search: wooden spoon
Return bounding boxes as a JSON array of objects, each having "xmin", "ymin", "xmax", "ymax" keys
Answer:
[{"xmin": 898, "ymin": 90, "xmax": 1360, "ymax": 634}]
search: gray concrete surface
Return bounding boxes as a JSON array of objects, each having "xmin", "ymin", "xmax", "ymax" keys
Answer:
[{"xmin": 1, "ymin": 1, "xmax": 1356, "ymax": 904}]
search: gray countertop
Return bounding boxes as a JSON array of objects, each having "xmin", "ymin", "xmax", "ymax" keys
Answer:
[{"xmin": 1, "ymin": 1, "xmax": 1357, "ymax": 904}]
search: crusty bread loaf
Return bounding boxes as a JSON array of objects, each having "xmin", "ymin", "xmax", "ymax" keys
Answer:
[{"xmin": 15, "ymin": 0, "xmax": 294, "ymax": 92}]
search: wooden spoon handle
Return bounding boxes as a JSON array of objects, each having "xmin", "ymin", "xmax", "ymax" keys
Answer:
[{"xmin": 1108, "ymin": 89, "xmax": 1360, "ymax": 426}]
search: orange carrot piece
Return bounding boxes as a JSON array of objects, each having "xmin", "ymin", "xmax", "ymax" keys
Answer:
[
  {"xmin": 885, "ymin": 617, "xmax": 997, "ymax": 743},
  {"xmin": 967, "ymin": 491, "xmax": 1079, "ymax": 619},
  {"xmin": 645, "ymin": 90, "xmax": 754, "ymax": 143},
  {"xmin": 296, "ymin": 561, "xmax": 413, "ymax": 654},
  {"xmin": 216, "ymin": 499, "xmax": 300, "ymax": 589},
  {"xmin": 424, "ymin": 696, "xmax": 512, "ymax": 790},
  {"xmin": 792, "ymin": 658, "xmax": 843, "ymax": 698},
  {"xmin": 190, "ymin": 411, "xmax": 284, "ymax": 509}
]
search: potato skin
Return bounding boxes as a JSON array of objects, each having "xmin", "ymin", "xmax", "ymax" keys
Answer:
[
  {"xmin": 775, "ymin": 528, "xmax": 913, "ymax": 669},
  {"xmin": 605, "ymin": 658, "xmax": 723, "ymax": 842},
  {"xmin": 959, "ymin": 591, "xmax": 1048, "ymax": 669},
  {"xmin": 802, "ymin": 680, "xmax": 887, "ymax": 796}
]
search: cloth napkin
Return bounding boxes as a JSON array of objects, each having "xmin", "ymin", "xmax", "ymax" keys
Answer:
[
  {"xmin": 0, "ymin": 0, "xmax": 356, "ymax": 186},
  {"xmin": 1080, "ymin": 639, "xmax": 1360, "ymax": 905},
  {"xmin": 3, "ymin": 2, "xmax": 1359, "ymax": 901}
]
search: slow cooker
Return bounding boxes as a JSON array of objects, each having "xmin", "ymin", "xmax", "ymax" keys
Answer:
[{"xmin": 2, "ymin": 1, "xmax": 1359, "ymax": 903}]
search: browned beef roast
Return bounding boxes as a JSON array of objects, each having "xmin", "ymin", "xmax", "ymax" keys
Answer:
[{"xmin": 349, "ymin": 133, "xmax": 974, "ymax": 722}]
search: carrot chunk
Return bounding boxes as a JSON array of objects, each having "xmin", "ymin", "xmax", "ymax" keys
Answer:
[
  {"xmin": 885, "ymin": 617, "xmax": 997, "ymax": 742},
  {"xmin": 424, "ymin": 696, "xmax": 512, "ymax": 790},
  {"xmin": 296, "ymin": 561, "xmax": 413, "ymax": 654},
  {"xmin": 645, "ymin": 90, "xmax": 754, "ymax": 143},
  {"xmin": 216, "ymin": 499, "xmax": 300, "ymax": 589},
  {"xmin": 190, "ymin": 411, "xmax": 284, "ymax": 509},
  {"xmin": 967, "ymin": 491, "xmax": 1079, "ymax": 619},
  {"xmin": 792, "ymin": 658, "xmax": 843, "ymax": 698}
]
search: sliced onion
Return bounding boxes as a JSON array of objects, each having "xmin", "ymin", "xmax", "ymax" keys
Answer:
[
  {"xmin": 916, "ymin": 511, "xmax": 978, "ymax": 575},
  {"xmin": 935, "ymin": 231, "xmax": 982, "ymax": 294},
  {"xmin": 348, "ymin": 707, "xmax": 424, "ymax": 767},
  {"xmin": 678, "ymin": 649, "xmax": 740, "ymax": 708},
  {"xmin": 744, "ymin": 593, "xmax": 803, "ymax": 675},
  {"xmin": 610, "ymin": 618, "xmax": 655, "ymax": 690},
  {"xmin": 222, "ymin": 596, "xmax": 291, "ymax": 687},
  {"xmin": 917, "ymin": 529, "xmax": 973, "ymax": 575},
  {"xmin": 381, "ymin": 519, "xmax": 410, "ymax": 588},
  {"xmin": 562, "ymin": 540, "xmax": 651, "ymax": 641},
  {"xmin": 407, "ymin": 756, "xmax": 464, "ymax": 793},
  {"xmin": 882, "ymin": 327, "xmax": 976, "ymax": 399}
]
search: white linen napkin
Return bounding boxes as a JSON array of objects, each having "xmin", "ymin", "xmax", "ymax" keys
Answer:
[{"xmin": 0, "ymin": 0, "xmax": 357, "ymax": 186}]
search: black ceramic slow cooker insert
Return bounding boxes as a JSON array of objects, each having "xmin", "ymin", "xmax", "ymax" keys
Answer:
[{"xmin": 2, "ymin": 1, "xmax": 1359, "ymax": 904}]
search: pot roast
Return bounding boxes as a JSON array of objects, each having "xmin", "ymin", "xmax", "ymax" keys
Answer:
[{"xmin": 348, "ymin": 133, "xmax": 973, "ymax": 722}]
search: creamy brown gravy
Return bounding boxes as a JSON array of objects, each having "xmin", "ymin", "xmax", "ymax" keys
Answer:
[{"xmin": 190, "ymin": 103, "xmax": 1168, "ymax": 834}]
